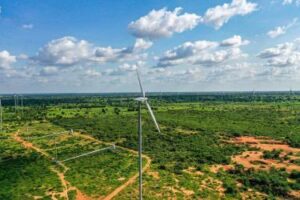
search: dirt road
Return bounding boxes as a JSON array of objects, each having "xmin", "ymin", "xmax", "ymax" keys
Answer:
[
  {"xmin": 12, "ymin": 131, "xmax": 79, "ymax": 200},
  {"xmin": 102, "ymin": 152, "xmax": 151, "ymax": 200},
  {"xmin": 13, "ymin": 130, "xmax": 152, "ymax": 200},
  {"xmin": 75, "ymin": 132, "xmax": 152, "ymax": 200}
]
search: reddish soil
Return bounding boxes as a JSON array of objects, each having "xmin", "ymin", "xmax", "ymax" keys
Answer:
[
  {"xmin": 229, "ymin": 136, "xmax": 300, "ymax": 172},
  {"xmin": 212, "ymin": 136, "xmax": 300, "ymax": 173},
  {"xmin": 232, "ymin": 136, "xmax": 300, "ymax": 153},
  {"xmin": 210, "ymin": 136, "xmax": 300, "ymax": 199}
]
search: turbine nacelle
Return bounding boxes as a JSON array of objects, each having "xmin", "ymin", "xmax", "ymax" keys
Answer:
[{"xmin": 134, "ymin": 97, "xmax": 148, "ymax": 102}]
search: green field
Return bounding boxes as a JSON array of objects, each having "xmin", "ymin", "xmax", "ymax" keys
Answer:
[{"xmin": 1, "ymin": 92, "xmax": 300, "ymax": 199}]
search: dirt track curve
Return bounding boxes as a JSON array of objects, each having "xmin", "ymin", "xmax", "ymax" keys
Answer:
[
  {"xmin": 76, "ymin": 133, "xmax": 152, "ymax": 200},
  {"xmin": 12, "ymin": 130, "xmax": 152, "ymax": 200}
]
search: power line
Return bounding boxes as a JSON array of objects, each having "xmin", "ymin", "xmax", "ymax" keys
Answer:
[{"xmin": 60, "ymin": 145, "xmax": 115, "ymax": 163}]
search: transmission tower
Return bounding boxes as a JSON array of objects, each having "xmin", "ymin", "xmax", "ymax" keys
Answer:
[{"xmin": 0, "ymin": 98, "xmax": 2, "ymax": 133}]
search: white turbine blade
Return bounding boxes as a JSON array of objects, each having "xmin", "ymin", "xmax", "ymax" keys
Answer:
[
  {"xmin": 136, "ymin": 69, "xmax": 145, "ymax": 97},
  {"xmin": 145, "ymin": 101, "xmax": 160, "ymax": 133}
]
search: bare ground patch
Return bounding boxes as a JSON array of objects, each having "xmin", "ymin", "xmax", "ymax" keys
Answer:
[
  {"xmin": 210, "ymin": 136, "xmax": 300, "ymax": 199},
  {"xmin": 211, "ymin": 136, "xmax": 300, "ymax": 173}
]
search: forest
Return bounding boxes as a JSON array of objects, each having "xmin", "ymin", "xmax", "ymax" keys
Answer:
[{"xmin": 1, "ymin": 92, "xmax": 300, "ymax": 199}]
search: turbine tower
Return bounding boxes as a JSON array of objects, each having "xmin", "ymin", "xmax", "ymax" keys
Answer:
[{"xmin": 135, "ymin": 69, "xmax": 160, "ymax": 200}]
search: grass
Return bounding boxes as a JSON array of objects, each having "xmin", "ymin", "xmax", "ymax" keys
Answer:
[
  {"xmin": 65, "ymin": 149, "xmax": 139, "ymax": 197},
  {"xmin": 0, "ymin": 151, "xmax": 63, "ymax": 200}
]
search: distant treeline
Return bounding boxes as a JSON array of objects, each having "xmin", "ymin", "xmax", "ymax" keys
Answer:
[{"xmin": 1, "ymin": 91, "xmax": 300, "ymax": 106}]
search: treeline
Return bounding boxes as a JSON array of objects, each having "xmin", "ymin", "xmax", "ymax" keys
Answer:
[{"xmin": 1, "ymin": 92, "xmax": 300, "ymax": 107}]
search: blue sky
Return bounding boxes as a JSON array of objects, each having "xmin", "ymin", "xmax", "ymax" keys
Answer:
[{"xmin": 0, "ymin": 0, "xmax": 300, "ymax": 93}]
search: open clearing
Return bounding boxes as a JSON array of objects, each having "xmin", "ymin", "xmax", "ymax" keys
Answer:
[
  {"xmin": 211, "ymin": 136, "xmax": 300, "ymax": 172},
  {"xmin": 210, "ymin": 136, "xmax": 300, "ymax": 199}
]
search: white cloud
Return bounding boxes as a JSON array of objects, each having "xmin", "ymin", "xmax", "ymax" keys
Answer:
[
  {"xmin": 5, "ymin": 36, "xmax": 152, "ymax": 88},
  {"xmin": 220, "ymin": 35, "xmax": 250, "ymax": 47},
  {"xmin": 202, "ymin": 0, "xmax": 257, "ymax": 29},
  {"xmin": 256, "ymin": 65, "xmax": 300, "ymax": 80},
  {"xmin": 203, "ymin": 62, "xmax": 258, "ymax": 82},
  {"xmin": 84, "ymin": 69, "xmax": 102, "ymax": 78},
  {"xmin": 93, "ymin": 38, "xmax": 151, "ymax": 63},
  {"xmin": 283, "ymin": 0, "xmax": 293, "ymax": 4},
  {"xmin": 267, "ymin": 27, "xmax": 285, "ymax": 38},
  {"xmin": 93, "ymin": 46, "xmax": 128, "ymax": 63},
  {"xmin": 192, "ymin": 47, "xmax": 246, "ymax": 66},
  {"xmin": 129, "ymin": 1, "xmax": 257, "ymax": 40},
  {"xmin": 118, "ymin": 63, "xmax": 138, "ymax": 71},
  {"xmin": 258, "ymin": 43, "xmax": 294, "ymax": 58},
  {"xmin": 18, "ymin": 54, "xmax": 29, "ymax": 60},
  {"xmin": 128, "ymin": 7, "xmax": 201, "ymax": 39},
  {"xmin": 22, "ymin": 24, "xmax": 34, "ymax": 29},
  {"xmin": 148, "ymin": 61, "xmax": 258, "ymax": 84},
  {"xmin": 0, "ymin": 50, "xmax": 16, "ymax": 70},
  {"xmin": 159, "ymin": 40, "xmax": 218, "ymax": 62},
  {"xmin": 32, "ymin": 36, "xmax": 92, "ymax": 66},
  {"xmin": 133, "ymin": 38, "xmax": 153, "ymax": 51},
  {"xmin": 163, "ymin": 67, "xmax": 205, "ymax": 82},
  {"xmin": 105, "ymin": 63, "xmax": 140, "ymax": 76},
  {"xmin": 267, "ymin": 18, "xmax": 298, "ymax": 38},
  {"xmin": 258, "ymin": 39, "xmax": 300, "ymax": 67},
  {"xmin": 282, "ymin": 0, "xmax": 300, "ymax": 6},
  {"xmin": 156, "ymin": 35, "xmax": 249, "ymax": 67},
  {"xmin": 0, "ymin": 64, "xmax": 33, "ymax": 79},
  {"xmin": 32, "ymin": 37, "xmax": 151, "ymax": 66},
  {"xmin": 40, "ymin": 66, "xmax": 59, "ymax": 76}
]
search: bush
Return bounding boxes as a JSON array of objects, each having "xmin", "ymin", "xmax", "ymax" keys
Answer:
[
  {"xmin": 223, "ymin": 179, "xmax": 238, "ymax": 195},
  {"xmin": 262, "ymin": 149, "xmax": 282, "ymax": 160},
  {"xmin": 239, "ymin": 168, "xmax": 290, "ymax": 196}
]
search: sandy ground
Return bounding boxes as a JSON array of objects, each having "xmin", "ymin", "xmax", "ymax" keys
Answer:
[
  {"xmin": 210, "ymin": 136, "xmax": 300, "ymax": 199},
  {"xmin": 231, "ymin": 136, "xmax": 300, "ymax": 172},
  {"xmin": 211, "ymin": 136, "xmax": 300, "ymax": 173},
  {"xmin": 232, "ymin": 136, "xmax": 300, "ymax": 153}
]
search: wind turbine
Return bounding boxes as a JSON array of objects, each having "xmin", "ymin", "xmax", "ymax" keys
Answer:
[{"xmin": 134, "ymin": 69, "xmax": 160, "ymax": 200}]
